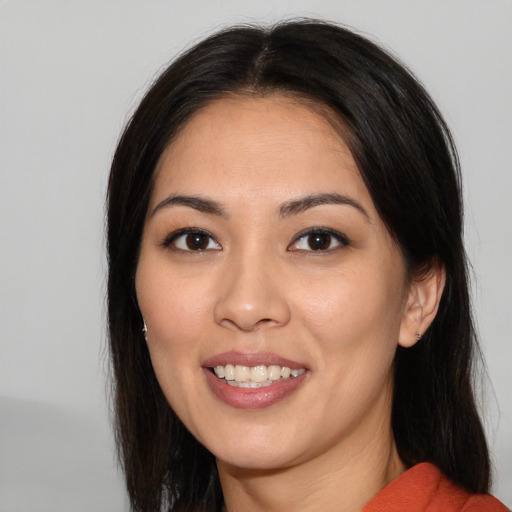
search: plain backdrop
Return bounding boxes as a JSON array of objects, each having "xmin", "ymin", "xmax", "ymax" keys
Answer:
[{"xmin": 1, "ymin": 1, "xmax": 510, "ymax": 510}]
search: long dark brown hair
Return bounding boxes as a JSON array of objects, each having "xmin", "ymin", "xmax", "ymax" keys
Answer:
[{"xmin": 107, "ymin": 19, "xmax": 490, "ymax": 512}]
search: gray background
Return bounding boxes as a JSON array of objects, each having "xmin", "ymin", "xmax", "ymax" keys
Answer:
[{"xmin": 1, "ymin": 0, "xmax": 510, "ymax": 510}]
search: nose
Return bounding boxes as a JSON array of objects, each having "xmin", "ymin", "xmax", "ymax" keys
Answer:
[{"xmin": 213, "ymin": 254, "xmax": 291, "ymax": 332}]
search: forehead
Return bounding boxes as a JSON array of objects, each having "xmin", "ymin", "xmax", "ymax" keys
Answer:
[{"xmin": 151, "ymin": 94, "xmax": 372, "ymax": 212}]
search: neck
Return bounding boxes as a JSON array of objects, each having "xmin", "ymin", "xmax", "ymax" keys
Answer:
[{"xmin": 217, "ymin": 417, "xmax": 405, "ymax": 512}]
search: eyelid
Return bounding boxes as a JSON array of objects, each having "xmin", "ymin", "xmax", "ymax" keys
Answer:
[
  {"xmin": 287, "ymin": 227, "xmax": 350, "ymax": 252},
  {"xmin": 160, "ymin": 226, "xmax": 348, "ymax": 252},
  {"xmin": 160, "ymin": 227, "xmax": 221, "ymax": 251}
]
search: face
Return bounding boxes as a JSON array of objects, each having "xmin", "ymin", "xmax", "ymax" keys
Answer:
[{"xmin": 136, "ymin": 95, "xmax": 412, "ymax": 471}]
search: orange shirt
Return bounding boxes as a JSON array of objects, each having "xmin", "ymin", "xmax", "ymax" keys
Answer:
[{"xmin": 362, "ymin": 463, "xmax": 509, "ymax": 511}]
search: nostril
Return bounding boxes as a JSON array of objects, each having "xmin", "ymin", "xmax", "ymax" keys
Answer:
[
  {"xmin": 254, "ymin": 318, "xmax": 277, "ymax": 329},
  {"xmin": 217, "ymin": 317, "xmax": 277, "ymax": 332}
]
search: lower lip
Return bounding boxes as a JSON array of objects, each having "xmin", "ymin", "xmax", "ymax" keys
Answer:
[{"xmin": 203, "ymin": 368, "xmax": 308, "ymax": 409}]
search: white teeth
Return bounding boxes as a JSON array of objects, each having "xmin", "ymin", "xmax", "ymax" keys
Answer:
[
  {"xmin": 212, "ymin": 364, "xmax": 305, "ymax": 386},
  {"xmin": 227, "ymin": 380, "xmax": 267, "ymax": 388},
  {"xmin": 234, "ymin": 365, "xmax": 250, "ymax": 382},
  {"xmin": 268, "ymin": 365, "xmax": 281, "ymax": 380},
  {"xmin": 224, "ymin": 364, "xmax": 235, "ymax": 381},
  {"xmin": 250, "ymin": 365, "xmax": 268, "ymax": 383}
]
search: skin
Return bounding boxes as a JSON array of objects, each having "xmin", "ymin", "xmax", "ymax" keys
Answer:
[{"xmin": 135, "ymin": 95, "xmax": 444, "ymax": 512}]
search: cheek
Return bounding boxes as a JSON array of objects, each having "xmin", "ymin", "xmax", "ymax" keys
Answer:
[
  {"xmin": 296, "ymin": 263, "xmax": 405, "ymax": 375},
  {"xmin": 138, "ymin": 274, "xmax": 211, "ymax": 427},
  {"xmin": 136, "ymin": 255, "xmax": 212, "ymax": 342},
  {"xmin": 300, "ymin": 265, "xmax": 403, "ymax": 333},
  {"xmin": 135, "ymin": 256, "xmax": 214, "ymax": 407}
]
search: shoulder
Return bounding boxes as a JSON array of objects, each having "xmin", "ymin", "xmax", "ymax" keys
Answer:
[
  {"xmin": 362, "ymin": 463, "xmax": 509, "ymax": 512},
  {"xmin": 460, "ymin": 494, "xmax": 509, "ymax": 512}
]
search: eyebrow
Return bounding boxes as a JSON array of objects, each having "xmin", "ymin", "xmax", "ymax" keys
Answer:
[
  {"xmin": 150, "ymin": 194, "xmax": 227, "ymax": 218},
  {"xmin": 150, "ymin": 192, "xmax": 369, "ymax": 221},
  {"xmin": 279, "ymin": 193, "xmax": 370, "ymax": 220}
]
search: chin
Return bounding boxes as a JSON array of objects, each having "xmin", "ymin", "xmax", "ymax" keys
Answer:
[
  {"xmin": 202, "ymin": 426, "xmax": 305, "ymax": 471},
  {"xmin": 215, "ymin": 448, "xmax": 298, "ymax": 472}
]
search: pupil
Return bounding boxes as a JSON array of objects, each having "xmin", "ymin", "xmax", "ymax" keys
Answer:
[
  {"xmin": 186, "ymin": 233, "xmax": 208, "ymax": 250},
  {"xmin": 308, "ymin": 233, "xmax": 331, "ymax": 250}
]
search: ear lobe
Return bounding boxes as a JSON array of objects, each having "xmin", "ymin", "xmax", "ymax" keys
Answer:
[{"xmin": 398, "ymin": 262, "xmax": 446, "ymax": 348}]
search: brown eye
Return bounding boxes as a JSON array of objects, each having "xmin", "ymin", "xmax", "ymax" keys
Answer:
[
  {"xmin": 288, "ymin": 228, "xmax": 349, "ymax": 252},
  {"xmin": 164, "ymin": 229, "xmax": 221, "ymax": 252},
  {"xmin": 186, "ymin": 233, "xmax": 210, "ymax": 250},
  {"xmin": 307, "ymin": 233, "xmax": 332, "ymax": 250}
]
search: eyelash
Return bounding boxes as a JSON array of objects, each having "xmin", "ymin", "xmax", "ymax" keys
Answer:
[
  {"xmin": 160, "ymin": 227, "xmax": 350, "ymax": 253},
  {"xmin": 160, "ymin": 228, "xmax": 221, "ymax": 252},
  {"xmin": 288, "ymin": 227, "xmax": 350, "ymax": 252}
]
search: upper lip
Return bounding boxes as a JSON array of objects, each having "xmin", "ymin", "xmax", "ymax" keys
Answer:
[{"xmin": 202, "ymin": 351, "xmax": 307, "ymax": 370}]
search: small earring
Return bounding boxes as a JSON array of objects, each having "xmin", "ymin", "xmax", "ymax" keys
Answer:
[
  {"xmin": 142, "ymin": 320, "xmax": 148, "ymax": 341},
  {"xmin": 415, "ymin": 332, "xmax": 422, "ymax": 341}
]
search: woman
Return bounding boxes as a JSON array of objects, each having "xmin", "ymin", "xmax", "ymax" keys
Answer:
[{"xmin": 106, "ymin": 20, "xmax": 507, "ymax": 512}]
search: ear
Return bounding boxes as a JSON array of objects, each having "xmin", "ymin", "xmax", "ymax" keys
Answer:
[{"xmin": 398, "ymin": 261, "xmax": 446, "ymax": 348}]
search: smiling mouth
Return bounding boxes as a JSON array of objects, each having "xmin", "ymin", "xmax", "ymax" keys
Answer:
[{"xmin": 212, "ymin": 364, "xmax": 306, "ymax": 388}]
